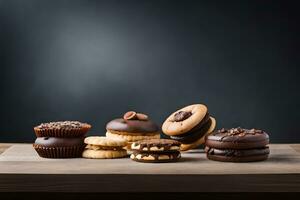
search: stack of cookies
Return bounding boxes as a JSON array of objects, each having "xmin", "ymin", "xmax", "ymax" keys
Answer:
[
  {"xmin": 130, "ymin": 139, "xmax": 181, "ymax": 163},
  {"xmin": 33, "ymin": 121, "xmax": 91, "ymax": 158},
  {"xmin": 106, "ymin": 111, "xmax": 160, "ymax": 149},
  {"xmin": 162, "ymin": 104, "xmax": 216, "ymax": 151},
  {"xmin": 82, "ymin": 136, "xmax": 128, "ymax": 159},
  {"xmin": 205, "ymin": 127, "xmax": 270, "ymax": 162}
]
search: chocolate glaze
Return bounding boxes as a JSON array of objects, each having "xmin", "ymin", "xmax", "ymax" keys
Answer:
[
  {"xmin": 207, "ymin": 128, "xmax": 269, "ymax": 143},
  {"xmin": 171, "ymin": 118, "xmax": 212, "ymax": 144},
  {"xmin": 34, "ymin": 137, "xmax": 84, "ymax": 147},
  {"xmin": 205, "ymin": 128, "xmax": 269, "ymax": 149},
  {"xmin": 106, "ymin": 118, "xmax": 159, "ymax": 133}
]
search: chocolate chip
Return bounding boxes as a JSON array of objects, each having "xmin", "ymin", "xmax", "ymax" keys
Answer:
[{"xmin": 173, "ymin": 111, "xmax": 192, "ymax": 122}]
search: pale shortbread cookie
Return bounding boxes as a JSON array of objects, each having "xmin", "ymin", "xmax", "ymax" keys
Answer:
[
  {"xmin": 82, "ymin": 149, "xmax": 127, "ymax": 159},
  {"xmin": 180, "ymin": 117, "xmax": 216, "ymax": 151},
  {"xmin": 86, "ymin": 144, "xmax": 123, "ymax": 151},
  {"xmin": 106, "ymin": 131, "xmax": 160, "ymax": 142},
  {"xmin": 162, "ymin": 104, "xmax": 208, "ymax": 136},
  {"xmin": 84, "ymin": 136, "xmax": 127, "ymax": 147}
]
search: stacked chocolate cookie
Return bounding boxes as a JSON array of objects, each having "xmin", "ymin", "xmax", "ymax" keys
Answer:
[
  {"xmin": 82, "ymin": 136, "xmax": 128, "ymax": 159},
  {"xmin": 162, "ymin": 104, "xmax": 216, "ymax": 151},
  {"xmin": 106, "ymin": 111, "xmax": 160, "ymax": 149},
  {"xmin": 205, "ymin": 128, "xmax": 270, "ymax": 162},
  {"xmin": 130, "ymin": 139, "xmax": 181, "ymax": 163},
  {"xmin": 33, "ymin": 121, "xmax": 91, "ymax": 158}
]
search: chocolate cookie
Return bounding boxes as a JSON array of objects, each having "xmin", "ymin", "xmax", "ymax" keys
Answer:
[
  {"xmin": 131, "ymin": 151, "xmax": 181, "ymax": 163},
  {"xmin": 131, "ymin": 139, "xmax": 181, "ymax": 152},
  {"xmin": 33, "ymin": 137, "xmax": 85, "ymax": 158},
  {"xmin": 130, "ymin": 139, "xmax": 181, "ymax": 163},
  {"xmin": 34, "ymin": 121, "xmax": 91, "ymax": 138},
  {"xmin": 205, "ymin": 128, "xmax": 269, "ymax": 149},
  {"xmin": 162, "ymin": 104, "xmax": 216, "ymax": 151},
  {"xmin": 205, "ymin": 147, "xmax": 270, "ymax": 162},
  {"xmin": 205, "ymin": 128, "xmax": 270, "ymax": 162},
  {"xmin": 106, "ymin": 111, "xmax": 160, "ymax": 148}
]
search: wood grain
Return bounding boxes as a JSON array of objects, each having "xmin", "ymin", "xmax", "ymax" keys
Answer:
[{"xmin": 0, "ymin": 143, "xmax": 299, "ymax": 192}]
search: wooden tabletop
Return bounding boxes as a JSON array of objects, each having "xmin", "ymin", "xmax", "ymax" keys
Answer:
[{"xmin": 0, "ymin": 143, "xmax": 299, "ymax": 192}]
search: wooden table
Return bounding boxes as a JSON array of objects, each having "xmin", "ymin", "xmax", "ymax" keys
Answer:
[{"xmin": 0, "ymin": 143, "xmax": 299, "ymax": 192}]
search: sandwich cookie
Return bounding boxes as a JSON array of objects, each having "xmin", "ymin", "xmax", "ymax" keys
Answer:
[
  {"xmin": 162, "ymin": 104, "xmax": 216, "ymax": 151},
  {"xmin": 33, "ymin": 121, "xmax": 91, "ymax": 158},
  {"xmin": 205, "ymin": 128, "xmax": 270, "ymax": 162},
  {"xmin": 130, "ymin": 139, "xmax": 181, "ymax": 163},
  {"xmin": 106, "ymin": 111, "xmax": 160, "ymax": 149},
  {"xmin": 82, "ymin": 136, "xmax": 128, "ymax": 159}
]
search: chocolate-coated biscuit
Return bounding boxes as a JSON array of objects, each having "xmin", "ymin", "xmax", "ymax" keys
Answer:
[
  {"xmin": 205, "ymin": 146, "xmax": 270, "ymax": 162},
  {"xmin": 205, "ymin": 128, "xmax": 269, "ymax": 149},
  {"xmin": 130, "ymin": 151, "xmax": 181, "ymax": 163},
  {"xmin": 131, "ymin": 139, "xmax": 181, "ymax": 152}
]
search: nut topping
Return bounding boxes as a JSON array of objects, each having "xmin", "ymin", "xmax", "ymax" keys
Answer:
[
  {"xmin": 136, "ymin": 113, "xmax": 149, "ymax": 121},
  {"xmin": 173, "ymin": 111, "xmax": 192, "ymax": 122},
  {"xmin": 123, "ymin": 111, "xmax": 137, "ymax": 120}
]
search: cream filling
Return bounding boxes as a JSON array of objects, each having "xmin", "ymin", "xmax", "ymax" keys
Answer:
[{"xmin": 131, "ymin": 144, "xmax": 180, "ymax": 151}]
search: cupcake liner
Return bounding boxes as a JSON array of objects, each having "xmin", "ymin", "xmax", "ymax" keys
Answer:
[
  {"xmin": 34, "ymin": 125, "xmax": 91, "ymax": 138},
  {"xmin": 33, "ymin": 144, "xmax": 85, "ymax": 158}
]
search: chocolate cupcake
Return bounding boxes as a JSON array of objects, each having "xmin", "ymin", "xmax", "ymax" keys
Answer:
[
  {"xmin": 33, "ymin": 121, "xmax": 91, "ymax": 158},
  {"xmin": 33, "ymin": 137, "xmax": 85, "ymax": 158},
  {"xmin": 34, "ymin": 121, "xmax": 91, "ymax": 138}
]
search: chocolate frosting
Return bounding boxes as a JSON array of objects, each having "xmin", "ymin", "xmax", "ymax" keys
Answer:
[
  {"xmin": 35, "ymin": 121, "xmax": 91, "ymax": 130},
  {"xmin": 106, "ymin": 118, "xmax": 159, "ymax": 133},
  {"xmin": 34, "ymin": 137, "xmax": 84, "ymax": 147},
  {"xmin": 207, "ymin": 128, "xmax": 269, "ymax": 143}
]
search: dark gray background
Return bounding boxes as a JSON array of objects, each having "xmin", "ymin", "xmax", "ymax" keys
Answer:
[{"xmin": 0, "ymin": 0, "xmax": 299, "ymax": 143}]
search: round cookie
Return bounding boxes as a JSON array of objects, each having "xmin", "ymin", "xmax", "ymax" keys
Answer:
[
  {"xmin": 130, "ymin": 151, "xmax": 181, "ymax": 163},
  {"xmin": 205, "ymin": 146, "xmax": 270, "ymax": 162},
  {"xmin": 84, "ymin": 136, "xmax": 127, "ymax": 147},
  {"xmin": 130, "ymin": 139, "xmax": 181, "ymax": 163},
  {"xmin": 162, "ymin": 104, "xmax": 208, "ymax": 136},
  {"xmin": 106, "ymin": 131, "xmax": 160, "ymax": 142},
  {"xmin": 82, "ymin": 149, "xmax": 127, "ymax": 159},
  {"xmin": 82, "ymin": 136, "xmax": 128, "ymax": 159},
  {"xmin": 131, "ymin": 139, "xmax": 181, "ymax": 152},
  {"xmin": 33, "ymin": 137, "xmax": 85, "ymax": 158},
  {"xmin": 180, "ymin": 117, "xmax": 216, "ymax": 151},
  {"xmin": 205, "ymin": 128, "xmax": 269, "ymax": 150}
]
